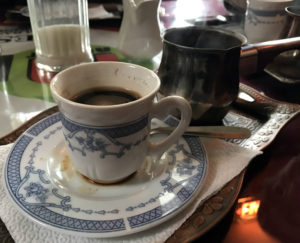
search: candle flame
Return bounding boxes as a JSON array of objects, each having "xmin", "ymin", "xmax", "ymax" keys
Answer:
[{"xmin": 236, "ymin": 197, "xmax": 260, "ymax": 220}]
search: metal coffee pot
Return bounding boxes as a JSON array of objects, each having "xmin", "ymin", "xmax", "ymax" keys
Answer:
[{"xmin": 157, "ymin": 26, "xmax": 300, "ymax": 125}]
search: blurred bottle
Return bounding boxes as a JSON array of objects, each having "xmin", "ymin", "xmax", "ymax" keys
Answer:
[{"xmin": 27, "ymin": 0, "xmax": 93, "ymax": 72}]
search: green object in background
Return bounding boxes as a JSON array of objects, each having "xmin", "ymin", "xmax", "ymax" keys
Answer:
[
  {"xmin": 91, "ymin": 45, "xmax": 157, "ymax": 70},
  {"xmin": 0, "ymin": 46, "xmax": 158, "ymax": 102},
  {"xmin": 0, "ymin": 50, "xmax": 55, "ymax": 103}
]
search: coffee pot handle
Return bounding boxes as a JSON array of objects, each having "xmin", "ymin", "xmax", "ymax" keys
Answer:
[
  {"xmin": 147, "ymin": 96, "xmax": 192, "ymax": 161},
  {"xmin": 240, "ymin": 36, "xmax": 300, "ymax": 75}
]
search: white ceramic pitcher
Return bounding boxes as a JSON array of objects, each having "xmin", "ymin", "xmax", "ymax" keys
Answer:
[{"xmin": 117, "ymin": 0, "xmax": 162, "ymax": 60}]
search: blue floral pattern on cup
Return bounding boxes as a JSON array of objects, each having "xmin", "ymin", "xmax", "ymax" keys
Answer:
[
  {"xmin": 248, "ymin": 8, "xmax": 286, "ymax": 26},
  {"xmin": 60, "ymin": 114, "xmax": 148, "ymax": 159}
]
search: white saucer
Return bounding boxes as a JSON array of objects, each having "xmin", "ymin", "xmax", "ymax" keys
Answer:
[{"xmin": 4, "ymin": 113, "xmax": 208, "ymax": 238}]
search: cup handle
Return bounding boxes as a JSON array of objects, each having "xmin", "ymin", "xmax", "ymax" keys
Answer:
[{"xmin": 148, "ymin": 96, "xmax": 192, "ymax": 160}]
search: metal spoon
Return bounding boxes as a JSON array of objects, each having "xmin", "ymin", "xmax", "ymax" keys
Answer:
[{"xmin": 151, "ymin": 126, "xmax": 251, "ymax": 139}]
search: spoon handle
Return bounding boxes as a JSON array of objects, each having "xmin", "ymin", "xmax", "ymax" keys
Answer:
[{"xmin": 152, "ymin": 126, "xmax": 251, "ymax": 139}]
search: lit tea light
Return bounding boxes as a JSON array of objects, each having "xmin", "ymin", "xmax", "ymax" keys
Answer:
[{"xmin": 236, "ymin": 197, "xmax": 261, "ymax": 220}]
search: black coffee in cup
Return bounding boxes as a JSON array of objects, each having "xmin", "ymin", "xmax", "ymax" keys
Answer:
[{"xmin": 72, "ymin": 87, "xmax": 141, "ymax": 106}]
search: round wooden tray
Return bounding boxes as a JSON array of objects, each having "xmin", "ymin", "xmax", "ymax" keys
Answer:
[{"xmin": 2, "ymin": 83, "xmax": 298, "ymax": 241}]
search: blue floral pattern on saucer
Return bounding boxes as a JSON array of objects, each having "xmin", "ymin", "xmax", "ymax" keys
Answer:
[{"xmin": 4, "ymin": 113, "xmax": 208, "ymax": 238}]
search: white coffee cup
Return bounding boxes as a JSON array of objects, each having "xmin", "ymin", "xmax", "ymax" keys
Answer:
[
  {"xmin": 244, "ymin": 0, "xmax": 293, "ymax": 43},
  {"xmin": 50, "ymin": 62, "xmax": 192, "ymax": 184}
]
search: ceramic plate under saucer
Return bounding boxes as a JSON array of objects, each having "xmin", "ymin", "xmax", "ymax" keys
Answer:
[{"xmin": 4, "ymin": 113, "xmax": 208, "ymax": 238}]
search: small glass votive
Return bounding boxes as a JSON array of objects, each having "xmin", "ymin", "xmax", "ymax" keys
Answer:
[{"xmin": 27, "ymin": 0, "xmax": 93, "ymax": 72}]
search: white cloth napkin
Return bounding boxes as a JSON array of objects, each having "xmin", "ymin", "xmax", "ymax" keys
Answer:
[{"xmin": 0, "ymin": 138, "xmax": 261, "ymax": 243}]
